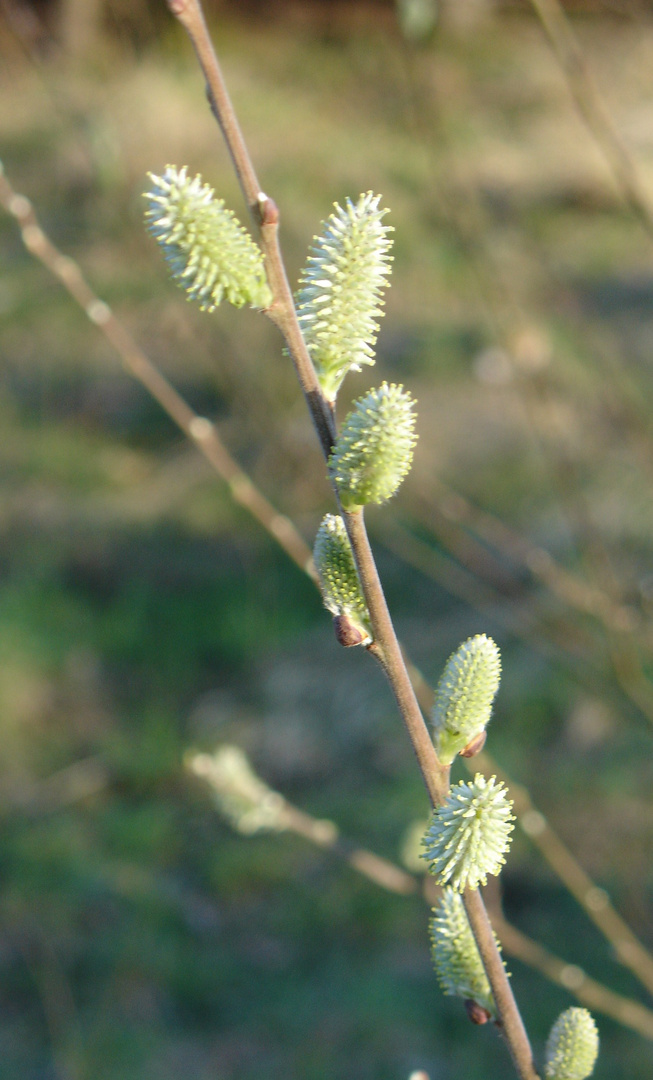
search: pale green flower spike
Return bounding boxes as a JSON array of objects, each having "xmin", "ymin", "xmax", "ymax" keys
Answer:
[
  {"xmin": 432, "ymin": 635, "xmax": 501, "ymax": 765},
  {"xmin": 186, "ymin": 746, "xmax": 286, "ymax": 835},
  {"xmin": 545, "ymin": 1008, "xmax": 599, "ymax": 1080},
  {"xmin": 295, "ymin": 192, "xmax": 393, "ymax": 402},
  {"xmin": 421, "ymin": 774, "xmax": 514, "ymax": 891},
  {"xmin": 144, "ymin": 165, "xmax": 272, "ymax": 311},
  {"xmin": 313, "ymin": 514, "xmax": 372, "ymax": 645},
  {"xmin": 330, "ymin": 382, "xmax": 417, "ymax": 509},
  {"xmin": 429, "ymin": 887, "xmax": 500, "ymax": 1020}
]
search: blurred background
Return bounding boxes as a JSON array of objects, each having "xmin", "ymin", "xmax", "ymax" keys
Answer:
[{"xmin": 1, "ymin": 0, "xmax": 653, "ymax": 1077}]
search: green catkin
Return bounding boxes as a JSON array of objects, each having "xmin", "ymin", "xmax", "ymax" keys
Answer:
[
  {"xmin": 296, "ymin": 192, "xmax": 393, "ymax": 401},
  {"xmin": 544, "ymin": 1008, "xmax": 599, "ymax": 1080},
  {"xmin": 313, "ymin": 515, "xmax": 372, "ymax": 644},
  {"xmin": 421, "ymin": 774, "xmax": 514, "ymax": 891},
  {"xmin": 432, "ymin": 635, "xmax": 501, "ymax": 764},
  {"xmin": 429, "ymin": 887, "xmax": 500, "ymax": 1019},
  {"xmin": 187, "ymin": 746, "xmax": 286, "ymax": 835},
  {"xmin": 144, "ymin": 165, "xmax": 272, "ymax": 311},
  {"xmin": 330, "ymin": 383, "xmax": 417, "ymax": 509}
]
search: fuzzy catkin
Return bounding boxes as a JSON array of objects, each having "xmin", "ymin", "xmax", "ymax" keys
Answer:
[
  {"xmin": 330, "ymin": 383, "xmax": 417, "ymax": 509},
  {"xmin": 429, "ymin": 887, "xmax": 500, "ymax": 1019},
  {"xmin": 296, "ymin": 192, "xmax": 393, "ymax": 401},
  {"xmin": 422, "ymin": 775, "xmax": 514, "ymax": 891},
  {"xmin": 313, "ymin": 515, "xmax": 372, "ymax": 643},
  {"xmin": 144, "ymin": 166, "xmax": 271, "ymax": 311},
  {"xmin": 545, "ymin": 1008, "xmax": 599, "ymax": 1080},
  {"xmin": 432, "ymin": 635, "xmax": 501, "ymax": 764}
]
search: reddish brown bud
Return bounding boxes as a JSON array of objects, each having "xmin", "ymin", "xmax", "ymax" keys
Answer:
[
  {"xmin": 459, "ymin": 730, "xmax": 487, "ymax": 758},
  {"xmin": 464, "ymin": 999, "xmax": 492, "ymax": 1025},
  {"xmin": 257, "ymin": 193, "xmax": 279, "ymax": 226},
  {"xmin": 333, "ymin": 615, "xmax": 366, "ymax": 647}
]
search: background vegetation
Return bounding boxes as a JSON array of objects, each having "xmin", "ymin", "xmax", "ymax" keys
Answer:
[{"xmin": 0, "ymin": 1, "xmax": 652, "ymax": 1077}]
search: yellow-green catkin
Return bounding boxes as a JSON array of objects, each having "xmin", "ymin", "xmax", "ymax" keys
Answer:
[
  {"xmin": 429, "ymin": 887, "xmax": 500, "ymax": 1020},
  {"xmin": 330, "ymin": 383, "xmax": 417, "ymax": 509},
  {"xmin": 545, "ymin": 1008, "xmax": 599, "ymax": 1080},
  {"xmin": 144, "ymin": 165, "xmax": 271, "ymax": 311},
  {"xmin": 296, "ymin": 192, "xmax": 393, "ymax": 402},
  {"xmin": 432, "ymin": 635, "xmax": 501, "ymax": 764},
  {"xmin": 313, "ymin": 514, "xmax": 372, "ymax": 645},
  {"xmin": 421, "ymin": 775, "xmax": 514, "ymax": 891}
]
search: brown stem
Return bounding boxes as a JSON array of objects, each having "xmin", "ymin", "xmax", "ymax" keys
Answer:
[
  {"xmin": 344, "ymin": 509, "xmax": 450, "ymax": 807},
  {"xmin": 463, "ymin": 889, "xmax": 540, "ymax": 1080}
]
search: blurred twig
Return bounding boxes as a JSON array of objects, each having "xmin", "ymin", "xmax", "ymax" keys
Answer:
[
  {"xmin": 0, "ymin": 756, "xmax": 108, "ymax": 814},
  {"xmin": 376, "ymin": 515, "xmax": 601, "ymax": 671},
  {"xmin": 499, "ymin": 768, "xmax": 653, "ymax": 999},
  {"xmin": 417, "ymin": 483, "xmax": 644, "ymax": 644},
  {"xmin": 528, "ymin": 0, "xmax": 653, "ymax": 240}
]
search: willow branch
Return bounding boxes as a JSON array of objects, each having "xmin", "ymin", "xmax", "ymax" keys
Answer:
[
  {"xmin": 345, "ymin": 509, "xmax": 450, "ymax": 806},
  {"xmin": 165, "ymin": 2, "xmax": 451, "ymax": 806},
  {"xmin": 165, "ymin": 4, "xmax": 542, "ymax": 1076},
  {"xmin": 5, "ymin": 142, "xmax": 651, "ymax": 1038}
]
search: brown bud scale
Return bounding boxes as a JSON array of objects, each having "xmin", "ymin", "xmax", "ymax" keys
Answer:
[
  {"xmin": 464, "ymin": 999, "xmax": 492, "ymax": 1025},
  {"xmin": 459, "ymin": 730, "xmax": 487, "ymax": 758},
  {"xmin": 333, "ymin": 615, "xmax": 366, "ymax": 647}
]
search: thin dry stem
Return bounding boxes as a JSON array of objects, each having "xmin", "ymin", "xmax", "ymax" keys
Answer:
[
  {"xmin": 528, "ymin": 0, "xmax": 653, "ymax": 240},
  {"xmin": 463, "ymin": 889, "xmax": 539, "ymax": 1080},
  {"xmin": 344, "ymin": 510, "xmax": 450, "ymax": 807}
]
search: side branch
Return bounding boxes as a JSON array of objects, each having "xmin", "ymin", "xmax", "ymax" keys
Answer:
[{"xmin": 2, "ymin": 145, "xmax": 649, "ymax": 1050}]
